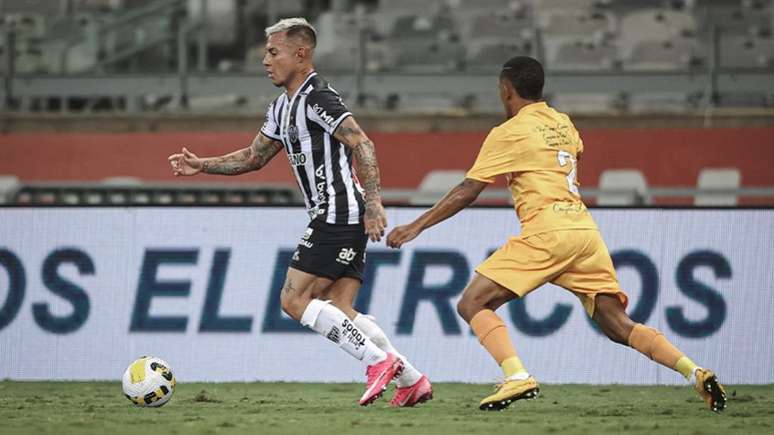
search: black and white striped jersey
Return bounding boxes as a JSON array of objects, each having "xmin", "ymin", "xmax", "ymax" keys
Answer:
[{"xmin": 260, "ymin": 72, "xmax": 365, "ymax": 225}]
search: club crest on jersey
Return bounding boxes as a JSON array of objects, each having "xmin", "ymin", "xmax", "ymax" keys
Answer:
[{"xmin": 288, "ymin": 124, "xmax": 299, "ymax": 143}]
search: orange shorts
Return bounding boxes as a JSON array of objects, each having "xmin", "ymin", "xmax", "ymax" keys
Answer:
[{"xmin": 476, "ymin": 229, "xmax": 628, "ymax": 317}]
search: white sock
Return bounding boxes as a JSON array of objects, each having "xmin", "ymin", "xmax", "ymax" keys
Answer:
[
  {"xmin": 300, "ymin": 299, "xmax": 386, "ymax": 365},
  {"xmin": 505, "ymin": 371, "xmax": 530, "ymax": 381},
  {"xmin": 354, "ymin": 313, "xmax": 423, "ymax": 387}
]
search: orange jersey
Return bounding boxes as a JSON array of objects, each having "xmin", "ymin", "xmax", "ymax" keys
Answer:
[{"xmin": 466, "ymin": 101, "xmax": 597, "ymax": 236}]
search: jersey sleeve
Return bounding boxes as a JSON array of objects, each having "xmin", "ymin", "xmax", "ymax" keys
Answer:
[
  {"xmin": 466, "ymin": 126, "xmax": 525, "ymax": 183},
  {"xmin": 305, "ymin": 87, "xmax": 352, "ymax": 135},
  {"xmin": 260, "ymin": 100, "xmax": 281, "ymax": 141}
]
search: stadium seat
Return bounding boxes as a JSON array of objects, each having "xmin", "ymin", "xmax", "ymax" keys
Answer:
[
  {"xmin": 381, "ymin": 0, "xmax": 446, "ymax": 15},
  {"xmin": 465, "ymin": 40, "xmax": 534, "ymax": 72},
  {"xmin": 315, "ymin": 48, "xmax": 358, "ymax": 73},
  {"xmin": 410, "ymin": 170, "xmax": 467, "ymax": 205},
  {"xmin": 597, "ymin": 169, "xmax": 650, "ymax": 205},
  {"xmin": 698, "ymin": 2, "xmax": 772, "ymax": 36},
  {"xmin": 3, "ymin": 13, "xmax": 47, "ymax": 39},
  {"xmin": 718, "ymin": 36, "xmax": 774, "ymax": 68},
  {"xmin": 0, "ymin": 0, "xmax": 60, "ymax": 15},
  {"xmin": 695, "ymin": 168, "xmax": 741, "ymax": 206},
  {"xmin": 549, "ymin": 93, "xmax": 619, "ymax": 114},
  {"xmin": 628, "ymin": 92, "xmax": 694, "ymax": 113},
  {"xmin": 549, "ymin": 41, "xmax": 619, "ymax": 71},
  {"xmin": 0, "ymin": 176, "xmax": 21, "ymax": 204},
  {"xmin": 395, "ymin": 40, "xmax": 465, "ymax": 72},
  {"xmin": 389, "ymin": 14, "xmax": 456, "ymax": 40},
  {"xmin": 314, "ymin": 12, "xmax": 359, "ymax": 53},
  {"xmin": 370, "ymin": 1, "xmax": 449, "ymax": 39},
  {"xmin": 447, "ymin": 0, "xmax": 523, "ymax": 14},
  {"xmin": 622, "ymin": 38, "xmax": 704, "ymax": 71},
  {"xmin": 534, "ymin": 0, "xmax": 599, "ymax": 15},
  {"xmin": 462, "ymin": 12, "xmax": 533, "ymax": 43},
  {"xmin": 539, "ymin": 10, "xmax": 615, "ymax": 39},
  {"xmin": 619, "ymin": 9, "xmax": 697, "ymax": 50}
]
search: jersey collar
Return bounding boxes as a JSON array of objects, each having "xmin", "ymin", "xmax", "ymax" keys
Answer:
[
  {"xmin": 286, "ymin": 71, "xmax": 317, "ymax": 100},
  {"xmin": 518, "ymin": 101, "xmax": 548, "ymax": 115}
]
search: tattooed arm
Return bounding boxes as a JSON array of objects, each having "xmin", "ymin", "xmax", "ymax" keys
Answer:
[
  {"xmin": 386, "ymin": 178, "xmax": 487, "ymax": 249},
  {"xmin": 168, "ymin": 133, "xmax": 284, "ymax": 176},
  {"xmin": 333, "ymin": 116, "xmax": 387, "ymax": 242}
]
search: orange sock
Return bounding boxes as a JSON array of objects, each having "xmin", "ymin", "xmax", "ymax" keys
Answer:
[
  {"xmin": 470, "ymin": 310, "xmax": 527, "ymax": 378},
  {"xmin": 628, "ymin": 323, "xmax": 692, "ymax": 377}
]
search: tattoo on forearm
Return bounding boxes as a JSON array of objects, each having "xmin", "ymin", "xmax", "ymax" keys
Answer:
[
  {"xmin": 335, "ymin": 120, "xmax": 382, "ymax": 212},
  {"xmin": 201, "ymin": 148, "xmax": 254, "ymax": 175},
  {"xmin": 352, "ymin": 139, "xmax": 384, "ymax": 225},
  {"xmin": 202, "ymin": 138, "xmax": 283, "ymax": 176},
  {"xmin": 352, "ymin": 139, "xmax": 381, "ymax": 205}
]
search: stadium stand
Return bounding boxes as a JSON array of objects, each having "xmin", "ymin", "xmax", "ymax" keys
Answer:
[
  {"xmin": 2, "ymin": 0, "xmax": 773, "ymax": 114},
  {"xmin": 1, "ymin": 0, "xmax": 774, "ymax": 206}
]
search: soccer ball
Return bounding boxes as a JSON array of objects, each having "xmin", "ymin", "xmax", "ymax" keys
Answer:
[{"xmin": 122, "ymin": 356, "xmax": 176, "ymax": 407}]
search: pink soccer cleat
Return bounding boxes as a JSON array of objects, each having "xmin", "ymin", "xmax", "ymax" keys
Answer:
[
  {"xmin": 359, "ymin": 353, "xmax": 404, "ymax": 406},
  {"xmin": 389, "ymin": 375, "xmax": 433, "ymax": 407}
]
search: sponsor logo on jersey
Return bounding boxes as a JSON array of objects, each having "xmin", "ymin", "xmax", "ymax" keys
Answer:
[
  {"xmin": 299, "ymin": 228, "xmax": 314, "ymax": 248},
  {"xmin": 288, "ymin": 152, "xmax": 307, "ymax": 166},
  {"xmin": 336, "ymin": 248, "xmax": 357, "ymax": 265},
  {"xmin": 312, "ymin": 103, "xmax": 335, "ymax": 127},
  {"xmin": 291, "ymin": 250, "xmax": 300, "ymax": 262},
  {"xmin": 315, "ymin": 164, "xmax": 327, "ymax": 203}
]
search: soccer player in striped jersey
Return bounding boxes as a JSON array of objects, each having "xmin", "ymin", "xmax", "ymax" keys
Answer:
[
  {"xmin": 387, "ymin": 56, "xmax": 725, "ymax": 412},
  {"xmin": 168, "ymin": 18, "xmax": 431, "ymax": 407}
]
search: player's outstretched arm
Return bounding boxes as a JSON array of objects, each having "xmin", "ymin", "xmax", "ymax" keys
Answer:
[
  {"xmin": 334, "ymin": 116, "xmax": 387, "ymax": 242},
  {"xmin": 168, "ymin": 133, "xmax": 283, "ymax": 176},
  {"xmin": 386, "ymin": 178, "xmax": 487, "ymax": 249}
]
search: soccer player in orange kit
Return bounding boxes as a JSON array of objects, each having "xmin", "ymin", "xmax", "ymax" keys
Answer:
[{"xmin": 386, "ymin": 56, "xmax": 726, "ymax": 412}]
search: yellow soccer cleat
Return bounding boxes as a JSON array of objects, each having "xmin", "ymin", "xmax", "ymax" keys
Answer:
[
  {"xmin": 479, "ymin": 377, "xmax": 540, "ymax": 411},
  {"xmin": 694, "ymin": 368, "xmax": 727, "ymax": 412}
]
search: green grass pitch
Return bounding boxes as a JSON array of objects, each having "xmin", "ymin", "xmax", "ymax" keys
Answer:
[{"xmin": 1, "ymin": 381, "xmax": 772, "ymax": 435}]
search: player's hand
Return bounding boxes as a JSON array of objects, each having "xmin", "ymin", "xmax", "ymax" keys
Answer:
[
  {"xmin": 386, "ymin": 223, "xmax": 421, "ymax": 249},
  {"xmin": 168, "ymin": 147, "xmax": 203, "ymax": 176},
  {"xmin": 364, "ymin": 201, "xmax": 388, "ymax": 242}
]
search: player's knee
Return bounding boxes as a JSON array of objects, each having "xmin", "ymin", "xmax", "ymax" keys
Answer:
[
  {"xmin": 280, "ymin": 289, "xmax": 309, "ymax": 321},
  {"xmin": 594, "ymin": 309, "xmax": 633, "ymax": 345},
  {"xmin": 279, "ymin": 293, "xmax": 297, "ymax": 319},
  {"xmin": 600, "ymin": 323, "xmax": 628, "ymax": 345},
  {"xmin": 456, "ymin": 297, "xmax": 478, "ymax": 323},
  {"xmin": 328, "ymin": 294, "xmax": 354, "ymax": 311}
]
